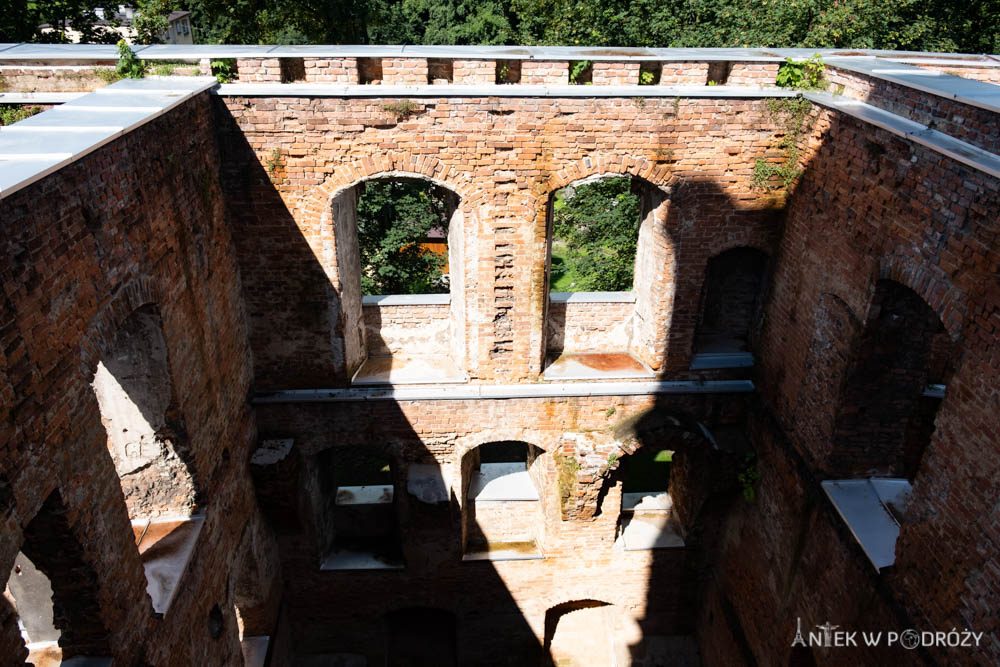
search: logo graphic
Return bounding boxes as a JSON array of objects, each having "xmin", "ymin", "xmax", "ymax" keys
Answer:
[
  {"xmin": 791, "ymin": 617, "xmax": 807, "ymax": 648},
  {"xmin": 901, "ymin": 629, "xmax": 920, "ymax": 650}
]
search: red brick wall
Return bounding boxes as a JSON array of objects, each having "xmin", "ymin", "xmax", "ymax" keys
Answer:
[
  {"xmin": 0, "ymin": 65, "xmax": 113, "ymax": 91},
  {"xmin": 546, "ymin": 300, "xmax": 634, "ymax": 353},
  {"xmin": 826, "ymin": 67, "xmax": 1000, "ymax": 153},
  {"xmin": 714, "ymin": 104, "xmax": 1000, "ymax": 664},
  {"xmin": 911, "ymin": 63, "xmax": 1000, "ymax": 84},
  {"xmin": 0, "ymin": 92, "xmax": 270, "ymax": 665},
  {"xmin": 215, "ymin": 95, "xmax": 786, "ymax": 387},
  {"xmin": 363, "ymin": 303, "xmax": 451, "ymax": 356}
]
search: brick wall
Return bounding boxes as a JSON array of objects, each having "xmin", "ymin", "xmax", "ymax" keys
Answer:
[
  {"xmin": 382, "ymin": 58, "xmax": 429, "ymax": 85},
  {"xmin": 303, "ymin": 57, "xmax": 359, "ymax": 83},
  {"xmin": 826, "ymin": 67, "xmax": 1000, "ymax": 153},
  {"xmin": 546, "ymin": 300, "xmax": 634, "ymax": 353},
  {"xmin": 0, "ymin": 92, "xmax": 272, "ymax": 665},
  {"xmin": 252, "ymin": 390, "xmax": 741, "ymax": 662},
  {"xmin": 911, "ymin": 63, "xmax": 1000, "ymax": 84},
  {"xmin": 0, "ymin": 65, "xmax": 113, "ymax": 91},
  {"xmin": 363, "ymin": 302, "xmax": 451, "ymax": 356},
  {"xmin": 454, "ymin": 59, "xmax": 495, "ymax": 84},
  {"xmin": 659, "ymin": 62, "xmax": 710, "ymax": 85},
  {"xmin": 521, "ymin": 60, "xmax": 569, "ymax": 85},
  {"xmin": 592, "ymin": 61, "xmax": 640, "ymax": 86},
  {"xmin": 716, "ymin": 103, "xmax": 1000, "ymax": 664},
  {"xmin": 216, "ymin": 94, "xmax": 785, "ymax": 387},
  {"xmin": 727, "ymin": 62, "xmax": 780, "ymax": 86}
]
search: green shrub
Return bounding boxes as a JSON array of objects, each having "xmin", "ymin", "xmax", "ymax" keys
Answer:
[
  {"xmin": 115, "ymin": 40, "xmax": 147, "ymax": 79},
  {"xmin": 211, "ymin": 59, "xmax": 237, "ymax": 83},
  {"xmin": 0, "ymin": 105, "xmax": 41, "ymax": 126},
  {"xmin": 775, "ymin": 54, "xmax": 825, "ymax": 90}
]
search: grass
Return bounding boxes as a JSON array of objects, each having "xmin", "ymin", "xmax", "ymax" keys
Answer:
[{"xmin": 550, "ymin": 242, "xmax": 584, "ymax": 291}]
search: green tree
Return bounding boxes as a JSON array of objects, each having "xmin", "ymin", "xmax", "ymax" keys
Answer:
[
  {"xmin": 550, "ymin": 178, "xmax": 640, "ymax": 292},
  {"xmin": 133, "ymin": 0, "xmax": 172, "ymax": 44},
  {"xmin": 357, "ymin": 180, "xmax": 452, "ymax": 295}
]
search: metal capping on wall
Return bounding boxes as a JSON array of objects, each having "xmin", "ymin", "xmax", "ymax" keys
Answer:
[
  {"xmin": 252, "ymin": 380, "xmax": 756, "ymax": 404},
  {"xmin": 0, "ymin": 42, "xmax": 998, "ymax": 63},
  {"xmin": 0, "ymin": 77, "xmax": 217, "ymax": 199}
]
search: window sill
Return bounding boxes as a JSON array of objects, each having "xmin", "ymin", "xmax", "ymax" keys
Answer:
[
  {"xmin": 614, "ymin": 513, "xmax": 685, "ymax": 551},
  {"xmin": 463, "ymin": 540, "xmax": 544, "ymax": 561},
  {"xmin": 542, "ymin": 352, "xmax": 655, "ymax": 381},
  {"xmin": 549, "ymin": 291, "xmax": 635, "ymax": 304},
  {"xmin": 131, "ymin": 515, "xmax": 204, "ymax": 616},
  {"xmin": 321, "ymin": 549, "xmax": 405, "ymax": 570},
  {"xmin": 352, "ymin": 355, "xmax": 467, "ymax": 385},
  {"xmin": 690, "ymin": 336, "xmax": 754, "ymax": 370},
  {"xmin": 335, "ymin": 485, "xmax": 394, "ymax": 505},
  {"xmin": 822, "ymin": 478, "xmax": 912, "ymax": 572},
  {"xmin": 468, "ymin": 463, "xmax": 540, "ymax": 501},
  {"xmin": 362, "ymin": 294, "xmax": 450, "ymax": 306}
]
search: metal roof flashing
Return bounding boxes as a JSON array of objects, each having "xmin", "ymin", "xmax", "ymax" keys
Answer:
[{"xmin": 0, "ymin": 77, "xmax": 216, "ymax": 200}]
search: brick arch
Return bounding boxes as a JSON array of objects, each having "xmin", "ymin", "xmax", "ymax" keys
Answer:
[
  {"xmin": 536, "ymin": 155, "xmax": 680, "ymax": 372},
  {"xmin": 301, "ymin": 152, "xmax": 481, "ymax": 217},
  {"xmin": 877, "ymin": 255, "xmax": 965, "ymax": 340},
  {"xmin": 452, "ymin": 430, "xmax": 557, "ymax": 462},
  {"xmin": 79, "ymin": 275, "xmax": 161, "ymax": 377},
  {"xmin": 543, "ymin": 154, "xmax": 677, "ymax": 196}
]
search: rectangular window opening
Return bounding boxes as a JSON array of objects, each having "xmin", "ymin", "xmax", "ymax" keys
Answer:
[{"xmin": 428, "ymin": 59, "xmax": 453, "ymax": 84}]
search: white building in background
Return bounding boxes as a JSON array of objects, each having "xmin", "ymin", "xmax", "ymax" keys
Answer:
[
  {"xmin": 163, "ymin": 11, "xmax": 194, "ymax": 45},
  {"xmin": 37, "ymin": 6, "xmax": 193, "ymax": 45}
]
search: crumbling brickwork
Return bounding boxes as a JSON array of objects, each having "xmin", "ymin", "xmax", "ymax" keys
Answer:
[
  {"xmin": 0, "ymin": 91, "xmax": 271, "ymax": 665},
  {"xmin": 2, "ymin": 48, "xmax": 999, "ymax": 667}
]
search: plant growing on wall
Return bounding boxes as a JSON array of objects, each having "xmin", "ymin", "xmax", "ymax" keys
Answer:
[
  {"xmin": 752, "ymin": 97, "xmax": 816, "ymax": 191},
  {"xmin": 0, "ymin": 105, "xmax": 41, "ymax": 126},
  {"xmin": 776, "ymin": 54, "xmax": 826, "ymax": 90},
  {"xmin": 738, "ymin": 454, "xmax": 761, "ymax": 502},
  {"xmin": 212, "ymin": 59, "xmax": 237, "ymax": 83},
  {"xmin": 553, "ymin": 450, "xmax": 581, "ymax": 513},
  {"xmin": 115, "ymin": 40, "xmax": 147, "ymax": 79}
]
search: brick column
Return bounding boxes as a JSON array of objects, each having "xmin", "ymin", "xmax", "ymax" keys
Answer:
[
  {"xmin": 236, "ymin": 58, "xmax": 282, "ymax": 82},
  {"xmin": 303, "ymin": 57, "xmax": 359, "ymax": 83},
  {"xmin": 454, "ymin": 60, "xmax": 497, "ymax": 85},
  {"xmin": 592, "ymin": 61, "xmax": 640, "ymax": 85},
  {"xmin": 521, "ymin": 61, "xmax": 569, "ymax": 85},
  {"xmin": 382, "ymin": 58, "xmax": 429, "ymax": 85},
  {"xmin": 727, "ymin": 62, "xmax": 780, "ymax": 86},
  {"xmin": 659, "ymin": 62, "xmax": 709, "ymax": 85}
]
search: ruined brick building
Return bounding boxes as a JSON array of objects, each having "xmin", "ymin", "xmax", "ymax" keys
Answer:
[{"xmin": 1, "ymin": 45, "xmax": 998, "ymax": 666}]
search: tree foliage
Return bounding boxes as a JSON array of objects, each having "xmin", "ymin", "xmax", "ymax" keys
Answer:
[
  {"xmin": 357, "ymin": 180, "xmax": 452, "ymax": 296},
  {"xmin": 550, "ymin": 178, "xmax": 640, "ymax": 292},
  {"xmin": 3, "ymin": 0, "xmax": 993, "ymax": 53}
]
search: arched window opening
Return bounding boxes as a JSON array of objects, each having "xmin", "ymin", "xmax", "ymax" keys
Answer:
[
  {"xmin": 462, "ymin": 442, "xmax": 545, "ymax": 561},
  {"xmin": 823, "ymin": 280, "xmax": 958, "ymax": 572},
  {"xmin": 544, "ymin": 176, "xmax": 662, "ymax": 380},
  {"xmin": 691, "ymin": 247, "xmax": 769, "ymax": 369},
  {"xmin": 386, "ymin": 607, "xmax": 457, "ymax": 667},
  {"xmin": 543, "ymin": 600, "xmax": 614, "ymax": 667},
  {"xmin": 338, "ymin": 178, "xmax": 468, "ymax": 385},
  {"xmin": 832, "ymin": 280, "xmax": 956, "ymax": 479},
  {"xmin": 92, "ymin": 304, "xmax": 197, "ymax": 518},
  {"xmin": 315, "ymin": 446, "xmax": 403, "ymax": 570},
  {"xmin": 4, "ymin": 491, "xmax": 111, "ymax": 664},
  {"xmin": 92, "ymin": 304, "xmax": 204, "ymax": 616},
  {"xmin": 614, "ymin": 447, "xmax": 684, "ymax": 551}
]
